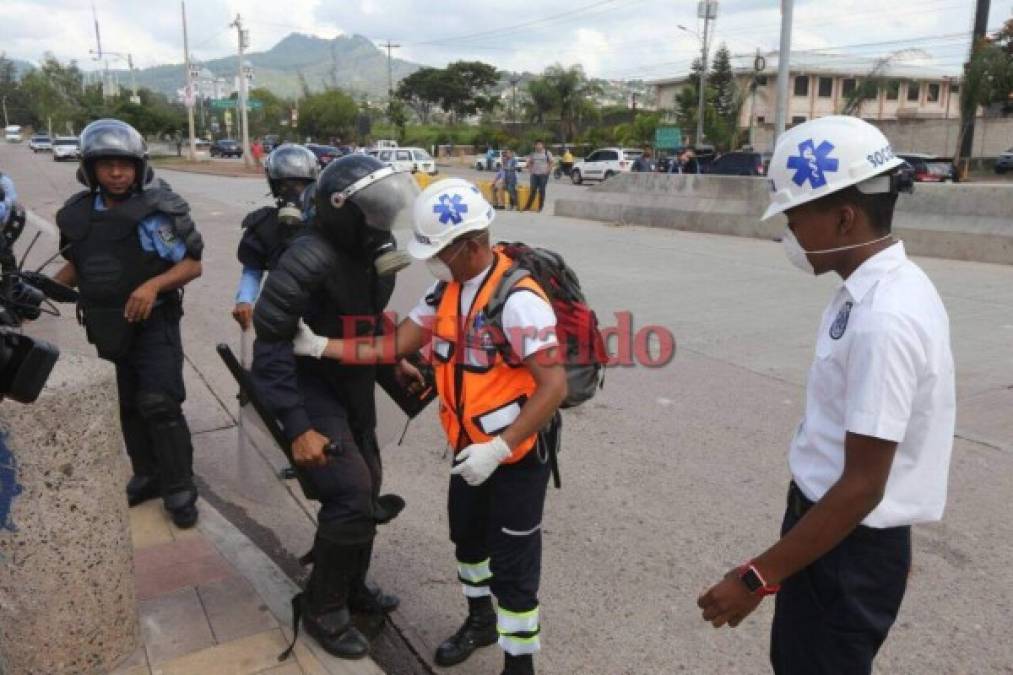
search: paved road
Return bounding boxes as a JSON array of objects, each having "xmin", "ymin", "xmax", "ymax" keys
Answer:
[{"xmin": 3, "ymin": 143, "xmax": 1012, "ymax": 674}]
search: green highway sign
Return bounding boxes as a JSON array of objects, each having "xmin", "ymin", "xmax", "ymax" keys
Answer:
[
  {"xmin": 655, "ymin": 126, "xmax": 683, "ymax": 150},
  {"xmin": 210, "ymin": 99, "xmax": 263, "ymax": 111}
]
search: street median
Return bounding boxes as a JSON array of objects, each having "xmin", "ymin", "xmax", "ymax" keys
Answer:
[{"xmin": 554, "ymin": 173, "xmax": 1013, "ymax": 266}]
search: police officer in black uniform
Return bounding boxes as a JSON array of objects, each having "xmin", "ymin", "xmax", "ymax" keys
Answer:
[
  {"xmin": 253, "ymin": 154, "xmax": 416, "ymax": 659},
  {"xmin": 231, "ymin": 143, "xmax": 319, "ymax": 331},
  {"xmin": 53, "ymin": 119, "xmax": 204, "ymax": 528}
]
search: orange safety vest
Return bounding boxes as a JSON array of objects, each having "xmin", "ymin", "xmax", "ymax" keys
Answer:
[{"xmin": 431, "ymin": 250, "xmax": 550, "ymax": 463}]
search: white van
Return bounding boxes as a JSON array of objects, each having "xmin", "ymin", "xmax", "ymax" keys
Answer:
[
  {"xmin": 4, "ymin": 126, "xmax": 23, "ymax": 143},
  {"xmin": 376, "ymin": 147, "xmax": 437, "ymax": 175}
]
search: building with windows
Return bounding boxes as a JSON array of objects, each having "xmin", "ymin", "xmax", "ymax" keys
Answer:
[{"xmin": 649, "ymin": 50, "xmax": 962, "ymax": 132}]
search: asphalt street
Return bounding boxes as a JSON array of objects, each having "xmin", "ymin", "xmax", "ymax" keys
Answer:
[{"xmin": 3, "ymin": 144, "xmax": 1013, "ymax": 674}]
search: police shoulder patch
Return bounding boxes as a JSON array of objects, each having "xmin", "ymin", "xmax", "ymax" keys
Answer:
[
  {"xmin": 829, "ymin": 301, "xmax": 853, "ymax": 340},
  {"xmin": 156, "ymin": 222, "xmax": 178, "ymax": 246}
]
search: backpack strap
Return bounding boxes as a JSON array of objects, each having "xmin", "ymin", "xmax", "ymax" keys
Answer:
[{"xmin": 425, "ymin": 280, "xmax": 448, "ymax": 307}]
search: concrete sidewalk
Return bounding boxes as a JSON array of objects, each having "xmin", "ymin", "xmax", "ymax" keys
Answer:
[{"xmin": 112, "ymin": 499, "xmax": 383, "ymax": 675}]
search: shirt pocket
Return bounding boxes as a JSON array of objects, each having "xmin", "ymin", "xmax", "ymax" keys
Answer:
[{"xmin": 809, "ymin": 338, "xmax": 845, "ymax": 407}]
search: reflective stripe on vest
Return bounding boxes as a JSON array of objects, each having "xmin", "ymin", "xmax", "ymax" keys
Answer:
[{"xmin": 432, "ymin": 250, "xmax": 549, "ymax": 463}]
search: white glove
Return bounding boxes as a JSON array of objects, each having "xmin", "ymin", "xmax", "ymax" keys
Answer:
[
  {"xmin": 450, "ymin": 436, "xmax": 512, "ymax": 486},
  {"xmin": 292, "ymin": 319, "xmax": 328, "ymax": 359}
]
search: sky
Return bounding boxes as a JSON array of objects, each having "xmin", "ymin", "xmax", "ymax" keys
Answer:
[{"xmin": 3, "ymin": 0, "xmax": 1010, "ymax": 81}]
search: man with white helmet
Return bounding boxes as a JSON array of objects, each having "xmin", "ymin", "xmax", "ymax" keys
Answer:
[
  {"xmin": 291, "ymin": 178, "xmax": 567, "ymax": 675},
  {"xmin": 697, "ymin": 116, "xmax": 955, "ymax": 674}
]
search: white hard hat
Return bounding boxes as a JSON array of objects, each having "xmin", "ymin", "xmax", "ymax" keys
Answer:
[
  {"xmin": 763, "ymin": 115, "xmax": 904, "ymax": 220},
  {"xmin": 408, "ymin": 178, "xmax": 495, "ymax": 260}
]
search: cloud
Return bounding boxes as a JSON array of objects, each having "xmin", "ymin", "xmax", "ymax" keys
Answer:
[{"xmin": 3, "ymin": 0, "xmax": 1006, "ymax": 81}]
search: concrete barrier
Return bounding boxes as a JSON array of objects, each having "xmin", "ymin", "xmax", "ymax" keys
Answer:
[
  {"xmin": 0, "ymin": 353, "xmax": 139, "ymax": 674},
  {"xmin": 554, "ymin": 173, "xmax": 1013, "ymax": 265}
]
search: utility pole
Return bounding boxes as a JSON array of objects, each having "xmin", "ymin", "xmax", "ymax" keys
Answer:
[
  {"xmin": 773, "ymin": 0, "xmax": 794, "ymax": 147},
  {"xmin": 509, "ymin": 77, "xmax": 520, "ymax": 124},
  {"xmin": 2, "ymin": 97, "xmax": 8, "ymax": 128},
  {"xmin": 181, "ymin": 1, "xmax": 197, "ymax": 160},
  {"xmin": 382, "ymin": 40, "xmax": 400, "ymax": 100},
  {"xmin": 696, "ymin": 0, "xmax": 718, "ymax": 147},
  {"xmin": 232, "ymin": 14, "xmax": 253, "ymax": 168},
  {"xmin": 127, "ymin": 54, "xmax": 139, "ymax": 104},
  {"xmin": 631, "ymin": 92, "xmax": 638, "ymax": 111},
  {"xmin": 958, "ymin": 0, "xmax": 991, "ymax": 173}
]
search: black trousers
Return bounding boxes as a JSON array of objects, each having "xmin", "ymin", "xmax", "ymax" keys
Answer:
[
  {"xmin": 771, "ymin": 485, "xmax": 912, "ymax": 675},
  {"xmin": 114, "ymin": 303, "xmax": 195, "ymax": 496},
  {"xmin": 299, "ymin": 372, "xmax": 380, "ymax": 544},
  {"xmin": 524, "ymin": 174, "xmax": 549, "ymax": 212},
  {"xmin": 449, "ymin": 446, "xmax": 551, "ymax": 612}
]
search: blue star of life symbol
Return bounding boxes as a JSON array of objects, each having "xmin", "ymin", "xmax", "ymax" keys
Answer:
[
  {"xmin": 433, "ymin": 193, "xmax": 469, "ymax": 225},
  {"xmin": 787, "ymin": 139, "xmax": 839, "ymax": 189}
]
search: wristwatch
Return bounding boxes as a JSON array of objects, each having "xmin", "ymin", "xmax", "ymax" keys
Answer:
[{"xmin": 737, "ymin": 563, "xmax": 781, "ymax": 597}]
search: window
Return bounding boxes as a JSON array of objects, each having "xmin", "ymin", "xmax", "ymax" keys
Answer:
[
  {"xmin": 379, "ymin": 150, "xmax": 392, "ymax": 160},
  {"xmin": 793, "ymin": 76, "xmax": 809, "ymax": 97},
  {"xmin": 884, "ymin": 80, "xmax": 900, "ymax": 100},
  {"xmin": 601, "ymin": 150, "xmax": 619, "ymax": 161},
  {"xmin": 907, "ymin": 81, "xmax": 920, "ymax": 101},
  {"xmin": 396, "ymin": 150, "xmax": 411, "ymax": 161},
  {"xmin": 791, "ymin": 116, "xmax": 807, "ymax": 126},
  {"xmin": 927, "ymin": 83, "xmax": 940, "ymax": 103},
  {"xmin": 585, "ymin": 151, "xmax": 600, "ymax": 162},
  {"xmin": 756, "ymin": 115, "xmax": 766, "ymax": 124},
  {"xmin": 950, "ymin": 83, "xmax": 960, "ymax": 94},
  {"xmin": 755, "ymin": 75, "xmax": 768, "ymax": 86},
  {"xmin": 842, "ymin": 79, "xmax": 857, "ymax": 97},
  {"xmin": 818, "ymin": 77, "xmax": 833, "ymax": 97}
]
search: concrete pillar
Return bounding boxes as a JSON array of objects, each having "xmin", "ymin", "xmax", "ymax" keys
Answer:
[{"xmin": 0, "ymin": 353, "xmax": 139, "ymax": 674}]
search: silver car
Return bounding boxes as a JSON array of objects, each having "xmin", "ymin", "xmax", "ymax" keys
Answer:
[{"xmin": 52, "ymin": 137, "xmax": 81, "ymax": 162}]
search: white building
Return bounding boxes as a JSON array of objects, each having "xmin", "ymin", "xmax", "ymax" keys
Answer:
[{"xmin": 650, "ymin": 51, "xmax": 962, "ymax": 132}]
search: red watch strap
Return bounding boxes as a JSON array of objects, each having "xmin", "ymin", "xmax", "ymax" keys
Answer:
[{"xmin": 739, "ymin": 562, "xmax": 781, "ymax": 596}]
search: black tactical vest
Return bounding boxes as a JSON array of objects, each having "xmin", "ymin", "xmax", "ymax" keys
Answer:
[
  {"xmin": 238, "ymin": 206, "xmax": 299, "ymax": 271},
  {"xmin": 56, "ymin": 191, "xmax": 174, "ymax": 308}
]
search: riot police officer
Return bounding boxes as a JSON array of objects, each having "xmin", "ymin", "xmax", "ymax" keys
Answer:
[
  {"xmin": 252, "ymin": 154, "xmax": 416, "ymax": 659},
  {"xmin": 231, "ymin": 144, "xmax": 319, "ymax": 331},
  {"xmin": 53, "ymin": 119, "xmax": 204, "ymax": 528}
]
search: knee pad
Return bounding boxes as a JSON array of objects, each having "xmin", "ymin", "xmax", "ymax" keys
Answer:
[{"xmin": 136, "ymin": 391, "xmax": 182, "ymax": 423}]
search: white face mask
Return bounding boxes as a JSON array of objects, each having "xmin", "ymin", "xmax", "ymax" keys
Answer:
[
  {"xmin": 426, "ymin": 256, "xmax": 454, "ymax": 282},
  {"xmin": 781, "ymin": 227, "xmax": 892, "ymax": 275}
]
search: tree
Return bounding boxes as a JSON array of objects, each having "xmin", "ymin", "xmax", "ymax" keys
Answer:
[
  {"xmin": 396, "ymin": 67, "xmax": 442, "ymax": 123},
  {"xmin": 523, "ymin": 77, "xmax": 557, "ymax": 125},
  {"xmin": 247, "ymin": 87, "xmax": 291, "ymax": 137},
  {"xmin": 709, "ymin": 45, "xmax": 736, "ymax": 121},
  {"xmin": 541, "ymin": 65, "xmax": 601, "ymax": 140},
  {"xmin": 299, "ymin": 89, "xmax": 358, "ymax": 140},
  {"xmin": 438, "ymin": 61, "xmax": 500, "ymax": 122}
]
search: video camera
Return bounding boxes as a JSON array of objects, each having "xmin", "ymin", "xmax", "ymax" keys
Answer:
[{"xmin": 0, "ymin": 202, "xmax": 79, "ymax": 403}]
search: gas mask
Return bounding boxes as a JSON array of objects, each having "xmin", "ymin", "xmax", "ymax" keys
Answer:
[{"xmin": 360, "ymin": 226, "xmax": 411, "ymax": 276}]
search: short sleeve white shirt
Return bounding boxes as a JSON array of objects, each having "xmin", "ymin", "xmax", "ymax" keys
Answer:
[
  {"xmin": 408, "ymin": 266, "xmax": 557, "ymax": 359},
  {"xmin": 789, "ymin": 242, "xmax": 955, "ymax": 528}
]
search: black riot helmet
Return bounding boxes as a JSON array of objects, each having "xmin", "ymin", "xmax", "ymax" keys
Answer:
[
  {"xmin": 313, "ymin": 154, "xmax": 418, "ymax": 256},
  {"xmin": 77, "ymin": 119, "xmax": 151, "ymax": 192},
  {"xmin": 264, "ymin": 143, "xmax": 319, "ymax": 201}
]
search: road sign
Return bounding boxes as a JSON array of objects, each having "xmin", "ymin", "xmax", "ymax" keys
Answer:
[
  {"xmin": 655, "ymin": 126, "xmax": 683, "ymax": 150},
  {"xmin": 210, "ymin": 99, "xmax": 263, "ymax": 111}
]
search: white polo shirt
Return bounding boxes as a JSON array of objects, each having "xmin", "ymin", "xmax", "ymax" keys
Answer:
[{"xmin": 789, "ymin": 241, "xmax": 955, "ymax": 529}]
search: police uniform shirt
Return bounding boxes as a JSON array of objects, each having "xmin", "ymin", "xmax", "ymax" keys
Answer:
[
  {"xmin": 409, "ymin": 267, "xmax": 558, "ymax": 360},
  {"xmin": 790, "ymin": 241, "xmax": 955, "ymax": 528},
  {"xmin": 94, "ymin": 194, "xmax": 188, "ymax": 263}
]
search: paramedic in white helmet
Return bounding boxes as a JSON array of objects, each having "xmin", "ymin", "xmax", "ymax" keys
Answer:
[
  {"xmin": 290, "ymin": 178, "xmax": 566, "ymax": 675},
  {"xmin": 696, "ymin": 116, "xmax": 955, "ymax": 675}
]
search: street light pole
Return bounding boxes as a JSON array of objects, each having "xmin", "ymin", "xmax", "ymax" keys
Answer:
[
  {"xmin": 231, "ymin": 14, "xmax": 253, "ymax": 168},
  {"xmin": 696, "ymin": 1, "xmax": 718, "ymax": 146},
  {"xmin": 773, "ymin": 0, "xmax": 794, "ymax": 146},
  {"xmin": 181, "ymin": 1, "xmax": 197, "ymax": 160}
]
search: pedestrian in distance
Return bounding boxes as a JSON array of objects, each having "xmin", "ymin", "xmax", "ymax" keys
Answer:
[
  {"xmin": 486, "ymin": 146, "xmax": 497, "ymax": 172},
  {"xmin": 251, "ymin": 138, "xmax": 264, "ymax": 166},
  {"xmin": 52, "ymin": 119, "xmax": 205, "ymax": 528},
  {"xmin": 492, "ymin": 164, "xmax": 507, "ymax": 210},
  {"xmin": 290, "ymin": 178, "xmax": 568, "ymax": 675},
  {"xmin": 631, "ymin": 146, "xmax": 655, "ymax": 172},
  {"xmin": 502, "ymin": 149, "xmax": 519, "ymax": 210},
  {"xmin": 696, "ymin": 116, "xmax": 955, "ymax": 675},
  {"xmin": 669, "ymin": 146, "xmax": 700, "ymax": 174},
  {"xmin": 231, "ymin": 144, "xmax": 319, "ymax": 332},
  {"xmin": 524, "ymin": 140, "xmax": 553, "ymax": 212}
]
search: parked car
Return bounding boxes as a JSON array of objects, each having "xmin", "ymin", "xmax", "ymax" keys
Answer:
[
  {"xmin": 262, "ymin": 135, "xmax": 280, "ymax": 153},
  {"xmin": 210, "ymin": 139, "xmax": 242, "ymax": 158},
  {"xmin": 570, "ymin": 147, "xmax": 643, "ymax": 185},
  {"xmin": 994, "ymin": 147, "xmax": 1013, "ymax": 175},
  {"xmin": 475, "ymin": 150, "xmax": 503, "ymax": 171},
  {"xmin": 4, "ymin": 125, "xmax": 23, "ymax": 143},
  {"xmin": 896, "ymin": 153, "xmax": 957, "ymax": 182},
  {"xmin": 29, "ymin": 134, "xmax": 52, "ymax": 153},
  {"xmin": 376, "ymin": 147, "xmax": 437, "ymax": 175},
  {"xmin": 706, "ymin": 151, "xmax": 770, "ymax": 177},
  {"xmin": 306, "ymin": 143, "xmax": 342, "ymax": 167},
  {"xmin": 52, "ymin": 137, "xmax": 80, "ymax": 161}
]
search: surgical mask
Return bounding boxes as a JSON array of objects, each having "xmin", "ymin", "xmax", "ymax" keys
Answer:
[
  {"xmin": 781, "ymin": 227, "xmax": 892, "ymax": 275},
  {"xmin": 426, "ymin": 256, "xmax": 454, "ymax": 282}
]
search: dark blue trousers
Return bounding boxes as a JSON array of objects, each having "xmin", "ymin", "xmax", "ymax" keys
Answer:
[{"xmin": 770, "ymin": 485, "xmax": 912, "ymax": 675}]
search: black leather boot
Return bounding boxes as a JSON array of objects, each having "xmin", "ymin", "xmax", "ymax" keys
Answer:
[
  {"xmin": 434, "ymin": 595, "xmax": 499, "ymax": 667},
  {"xmin": 281, "ymin": 536, "xmax": 370, "ymax": 661},
  {"xmin": 502, "ymin": 653, "xmax": 535, "ymax": 675},
  {"xmin": 137, "ymin": 392, "xmax": 199, "ymax": 528},
  {"xmin": 126, "ymin": 474, "xmax": 160, "ymax": 507}
]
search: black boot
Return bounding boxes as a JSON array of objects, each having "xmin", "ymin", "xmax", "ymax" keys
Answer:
[
  {"xmin": 348, "ymin": 539, "xmax": 400, "ymax": 615},
  {"xmin": 137, "ymin": 392, "xmax": 199, "ymax": 528},
  {"xmin": 282, "ymin": 536, "xmax": 370, "ymax": 661},
  {"xmin": 502, "ymin": 653, "xmax": 535, "ymax": 675},
  {"xmin": 434, "ymin": 595, "xmax": 499, "ymax": 667},
  {"xmin": 126, "ymin": 474, "xmax": 160, "ymax": 507}
]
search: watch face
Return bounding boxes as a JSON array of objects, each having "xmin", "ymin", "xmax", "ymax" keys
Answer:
[{"xmin": 741, "ymin": 568, "xmax": 763, "ymax": 593}]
